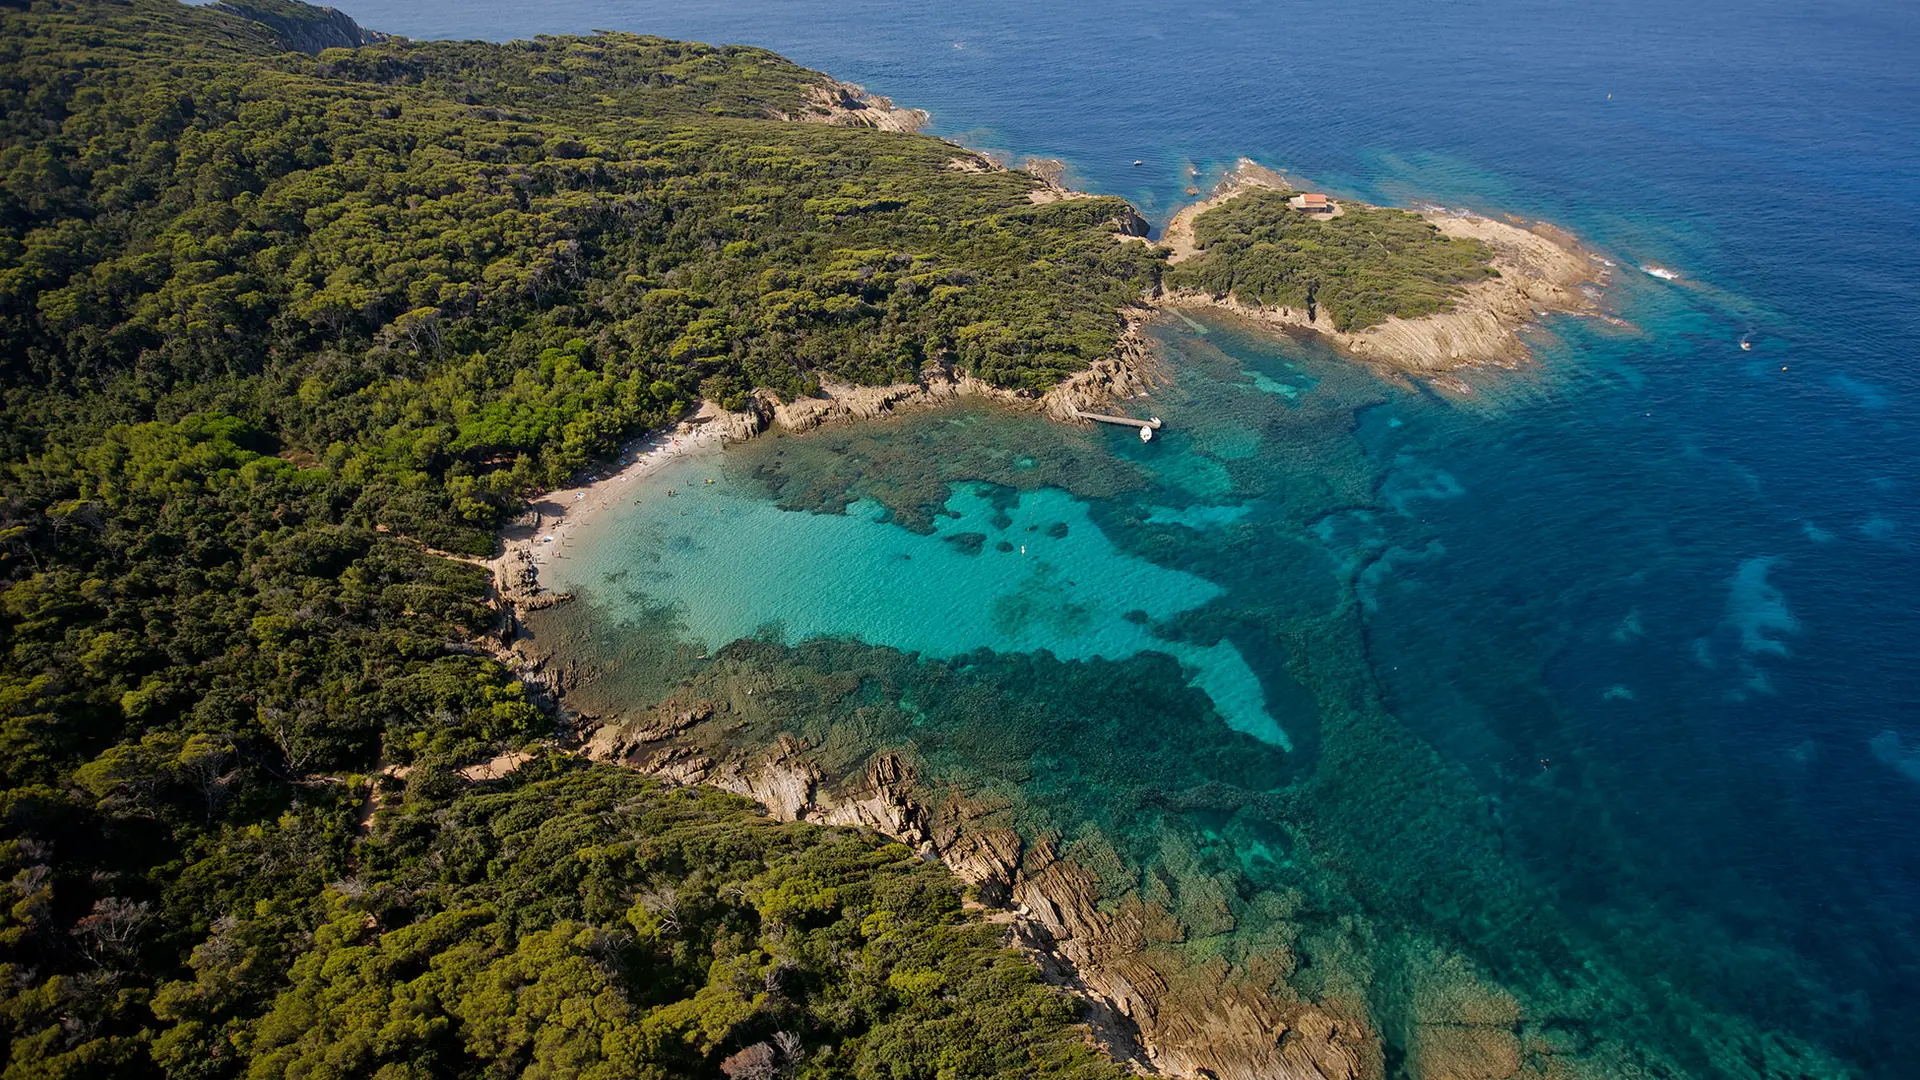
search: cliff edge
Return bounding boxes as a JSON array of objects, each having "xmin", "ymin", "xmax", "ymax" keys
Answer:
[{"xmin": 210, "ymin": 0, "xmax": 389, "ymax": 53}]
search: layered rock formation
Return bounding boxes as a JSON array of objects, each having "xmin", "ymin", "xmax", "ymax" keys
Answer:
[
  {"xmin": 210, "ymin": 0, "xmax": 387, "ymax": 53},
  {"xmin": 789, "ymin": 78, "xmax": 931, "ymax": 133},
  {"xmin": 584, "ymin": 708, "xmax": 1376, "ymax": 1080}
]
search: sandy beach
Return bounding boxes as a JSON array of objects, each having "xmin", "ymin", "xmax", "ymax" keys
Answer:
[{"xmin": 492, "ymin": 407, "xmax": 731, "ymax": 595}]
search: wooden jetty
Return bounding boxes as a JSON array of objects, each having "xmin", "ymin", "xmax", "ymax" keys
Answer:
[{"xmin": 1070, "ymin": 406, "xmax": 1163, "ymax": 441}]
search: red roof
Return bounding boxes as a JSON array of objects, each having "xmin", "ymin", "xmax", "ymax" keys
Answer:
[{"xmin": 1302, "ymin": 193, "xmax": 1329, "ymax": 206}]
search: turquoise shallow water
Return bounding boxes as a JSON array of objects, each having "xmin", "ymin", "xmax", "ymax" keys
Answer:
[{"xmin": 550, "ymin": 465, "xmax": 1290, "ymax": 747}]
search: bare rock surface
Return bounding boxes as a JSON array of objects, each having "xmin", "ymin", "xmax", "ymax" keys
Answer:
[{"xmin": 788, "ymin": 78, "xmax": 930, "ymax": 133}]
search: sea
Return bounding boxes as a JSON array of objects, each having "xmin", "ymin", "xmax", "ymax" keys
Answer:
[{"xmin": 336, "ymin": 0, "xmax": 1920, "ymax": 1074}]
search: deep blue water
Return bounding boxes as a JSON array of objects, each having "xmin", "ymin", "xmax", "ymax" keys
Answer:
[{"xmin": 337, "ymin": 0, "xmax": 1920, "ymax": 1070}]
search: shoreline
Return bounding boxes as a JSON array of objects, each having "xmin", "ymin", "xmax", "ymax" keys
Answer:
[
  {"xmin": 1156, "ymin": 159, "xmax": 1613, "ymax": 381},
  {"xmin": 473, "ymin": 157, "xmax": 1621, "ymax": 1080},
  {"xmin": 489, "ymin": 404, "xmax": 735, "ymax": 606}
]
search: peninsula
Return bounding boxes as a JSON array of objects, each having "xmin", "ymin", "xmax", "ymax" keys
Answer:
[
  {"xmin": 1162, "ymin": 160, "xmax": 1602, "ymax": 379},
  {"xmin": 699, "ymin": 157, "xmax": 1605, "ymax": 443}
]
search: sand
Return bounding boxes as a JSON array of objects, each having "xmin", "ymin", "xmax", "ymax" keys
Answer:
[{"xmin": 492, "ymin": 408, "xmax": 730, "ymax": 592}]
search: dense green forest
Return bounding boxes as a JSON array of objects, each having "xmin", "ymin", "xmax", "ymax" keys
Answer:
[
  {"xmin": 0, "ymin": 1, "xmax": 1153, "ymax": 1075},
  {"xmin": 157, "ymin": 762, "xmax": 1124, "ymax": 1080},
  {"xmin": 1168, "ymin": 190, "xmax": 1497, "ymax": 331}
]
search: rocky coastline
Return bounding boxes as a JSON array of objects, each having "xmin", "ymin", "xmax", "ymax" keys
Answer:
[
  {"xmin": 723, "ymin": 312, "xmax": 1164, "ymax": 439},
  {"xmin": 1159, "ymin": 160, "xmax": 1610, "ymax": 384},
  {"xmin": 789, "ymin": 77, "xmax": 931, "ymax": 133},
  {"xmin": 462, "ymin": 137, "xmax": 1635, "ymax": 1080},
  {"xmin": 576, "ymin": 711, "xmax": 1379, "ymax": 1080}
]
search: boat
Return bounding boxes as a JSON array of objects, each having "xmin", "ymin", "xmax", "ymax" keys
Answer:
[{"xmin": 1139, "ymin": 426, "xmax": 1153, "ymax": 443}]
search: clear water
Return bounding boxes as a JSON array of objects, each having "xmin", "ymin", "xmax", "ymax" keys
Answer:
[
  {"xmin": 341, "ymin": 0, "xmax": 1920, "ymax": 1073},
  {"xmin": 554, "ymin": 462, "xmax": 1290, "ymax": 747}
]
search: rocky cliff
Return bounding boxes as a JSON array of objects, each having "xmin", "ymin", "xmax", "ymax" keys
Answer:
[
  {"xmin": 786, "ymin": 78, "xmax": 931, "ymax": 133},
  {"xmin": 210, "ymin": 0, "xmax": 388, "ymax": 53}
]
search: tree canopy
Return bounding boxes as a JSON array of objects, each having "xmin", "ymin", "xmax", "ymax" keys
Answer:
[{"xmin": 1169, "ymin": 191, "xmax": 1497, "ymax": 332}]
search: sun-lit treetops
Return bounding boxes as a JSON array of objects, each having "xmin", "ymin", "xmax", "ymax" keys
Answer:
[
  {"xmin": 0, "ymin": 2, "xmax": 1147, "ymax": 1075},
  {"xmin": 1, "ymin": 0, "xmax": 1159, "ymax": 496},
  {"xmin": 155, "ymin": 762, "xmax": 1126, "ymax": 1080},
  {"xmin": 1168, "ymin": 190, "xmax": 1497, "ymax": 332}
]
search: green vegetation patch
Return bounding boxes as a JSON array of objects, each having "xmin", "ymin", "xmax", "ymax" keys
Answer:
[
  {"xmin": 138, "ymin": 762, "xmax": 1122, "ymax": 1080},
  {"xmin": 1169, "ymin": 191, "xmax": 1497, "ymax": 332}
]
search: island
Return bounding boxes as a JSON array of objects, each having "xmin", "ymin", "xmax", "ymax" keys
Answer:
[{"xmin": 1159, "ymin": 160, "xmax": 1602, "ymax": 386}]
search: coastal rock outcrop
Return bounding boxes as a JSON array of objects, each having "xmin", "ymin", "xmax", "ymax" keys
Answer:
[
  {"xmin": 1159, "ymin": 160, "xmax": 1608, "ymax": 379},
  {"xmin": 698, "ymin": 324, "xmax": 1164, "ymax": 443},
  {"xmin": 211, "ymin": 1, "xmax": 388, "ymax": 53},
  {"xmin": 579, "ymin": 696, "xmax": 1382, "ymax": 1080},
  {"xmin": 787, "ymin": 79, "xmax": 930, "ymax": 133}
]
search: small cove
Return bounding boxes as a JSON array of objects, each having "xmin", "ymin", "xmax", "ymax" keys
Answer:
[
  {"xmin": 530, "ymin": 296, "xmax": 1920, "ymax": 1073},
  {"xmin": 546, "ymin": 395, "xmax": 1302, "ymax": 750}
]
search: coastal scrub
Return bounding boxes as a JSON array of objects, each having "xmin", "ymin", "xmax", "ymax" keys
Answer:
[{"xmin": 1169, "ymin": 191, "xmax": 1498, "ymax": 331}]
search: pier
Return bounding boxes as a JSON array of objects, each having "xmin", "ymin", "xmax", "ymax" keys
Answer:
[{"xmin": 1071, "ymin": 407, "xmax": 1164, "ymax": 441}]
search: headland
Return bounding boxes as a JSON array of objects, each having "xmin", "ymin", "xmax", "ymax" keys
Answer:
[{"xmin": 1161, "ymin": 160, "xmax": 1608, "ymax": 385}]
